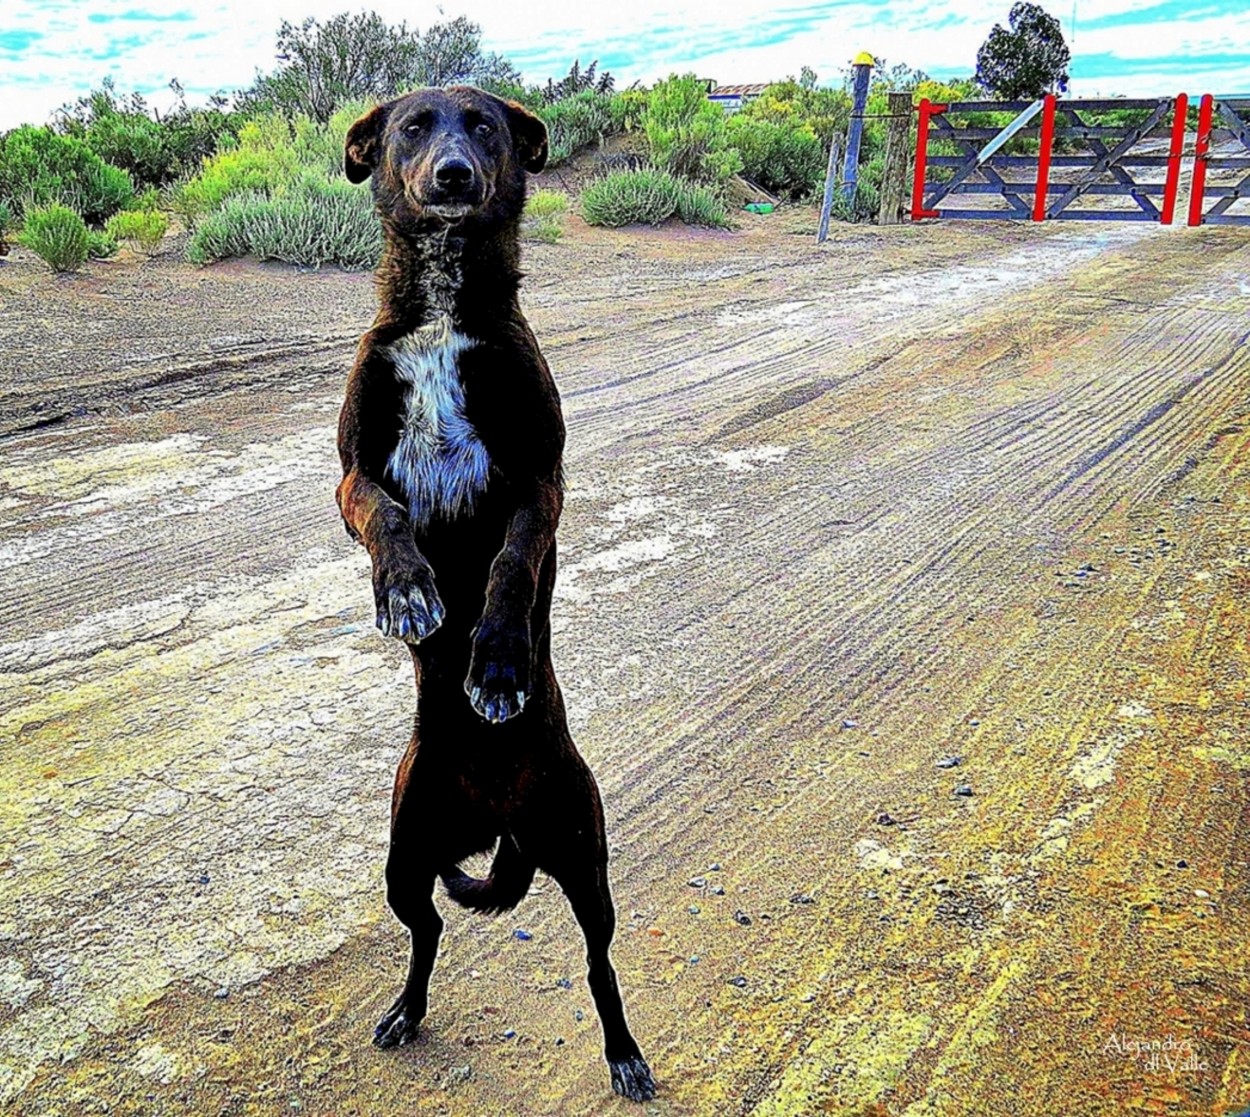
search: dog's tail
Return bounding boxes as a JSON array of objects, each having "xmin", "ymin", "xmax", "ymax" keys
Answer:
[{"xmin": 440, "ymin": 832, "xmax": 535, "ymax": 915}]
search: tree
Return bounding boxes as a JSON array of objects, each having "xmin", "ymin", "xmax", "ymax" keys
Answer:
[
  {"xmin": 240, "ymin": 11, "xmax": 521, "ymax": 122},
  {"xmin": 975, "ymin": 3, "xmax": 1071, "ymax": 100},
  {"xmin": 540, "ymin": 60, "xmax": 615, "ymax": 105}
]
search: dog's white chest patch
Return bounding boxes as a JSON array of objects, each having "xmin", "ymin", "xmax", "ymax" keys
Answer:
[{"xmin": 384, "ymin": 318, "xmax": 490, "ymax": 527}]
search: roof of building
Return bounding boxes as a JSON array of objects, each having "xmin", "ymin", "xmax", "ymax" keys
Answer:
[{"xmin": 708, "ymin": 83, "xmax": 771, "ymax": 98}]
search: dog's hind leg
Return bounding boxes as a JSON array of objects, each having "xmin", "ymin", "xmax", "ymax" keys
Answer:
[
  {"xmin": 374, "ymin": 852, "xmax": 442, "ymax": 1048},
  {"xmin": 534, "ymin": 797, "xmax": 655, "ymax": 1102}
]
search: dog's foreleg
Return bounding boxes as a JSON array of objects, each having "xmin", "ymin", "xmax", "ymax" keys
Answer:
[
  {"xmin": 337, "ymin": 470, "xmax": 444, "ymax": 644},
  {"xmin": 464, "ymin": 479, "xmax": 561, "ymax": 722}
]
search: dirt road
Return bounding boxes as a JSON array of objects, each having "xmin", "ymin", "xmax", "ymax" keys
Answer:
[{"xmin": 1, "ymin": 215, "xmax": 1248, "ymax": 1117}]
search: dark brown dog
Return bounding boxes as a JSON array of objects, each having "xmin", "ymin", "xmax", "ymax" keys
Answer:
[{"xmin": 335, "ymin": 86, "xmax": 655, "ymax": 1102}]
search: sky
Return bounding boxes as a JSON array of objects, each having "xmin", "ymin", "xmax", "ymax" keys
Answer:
[{"xmin": 1, "ymin": 0, "xmax": 1247, "ymax": 129}]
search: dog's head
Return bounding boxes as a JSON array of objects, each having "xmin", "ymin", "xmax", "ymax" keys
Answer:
[{"xmin": 345, "ymin": 86, "xmax": 547, "ymax": 230}]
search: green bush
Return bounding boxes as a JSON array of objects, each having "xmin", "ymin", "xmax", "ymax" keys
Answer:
[
  {"xmin": 106, "ymin": 208, "xmax": 169, "ymax": 252},
  {"xmin": 86, "ymin": 228, "xmax": 118, "ymax": 258},
  {"xmin": 0, "ymin": 199, "xmax": 11, "ymax": 246},
  {"xmin": 522, "ymin": 189, "xmax": 567, "ymax": 243},
  {"xmin": 581, "ymin": 168, "xmax": 729, "ymax": 228},
  {"xmin": 0, "ymin": 126, "xmax": 133, "ymax": 222},
  {"xmin": 643, "ymin": 75, "xmax": 741, "ymax": 184},
  {"xmin": 58, "ymin": 78, "xmax": 242, "ymax": 187},
  {"xmin": 185, "ymin": 177, "xmax": 381, "ymax": 268},
  {"xmin": 171, "ymin": 115, "xmax": 304, "ymax": 224},
  {"xmin": 19, "ymin": 204, "xmax": 90, "ymax": 272},
  {"xmin": 727, "ymin": 115, "xmax": 826, "ymax": 200},
  {"xmin": 538, "ymin": 90, "xmax": 630, "ymax": 166}
]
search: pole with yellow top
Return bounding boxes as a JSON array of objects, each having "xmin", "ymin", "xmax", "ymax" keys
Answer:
[{"xmin": 842, "ymin": 51, "xmax": 875, "ymax": 207}]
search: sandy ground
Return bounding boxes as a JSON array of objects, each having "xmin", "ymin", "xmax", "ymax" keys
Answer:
[{"xmin": 1, "ymin": 211, "xmax": 1248, "ymax": 1117}]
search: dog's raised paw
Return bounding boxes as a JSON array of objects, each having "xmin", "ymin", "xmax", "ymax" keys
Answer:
[
  {"xmin": 609, "ymin": 1055, "xmax": 656, "ymax": 1102},
  {"xmin": 373, "ymin": 993, "xmax": 424, "ymax": 1049},
  {"xmin": 373, "ymin": 559, "xmax": 444, "ymax": 645},
  {"xmin": 465, "ymin": 624, "xmax": 530, "ymax": 723}
]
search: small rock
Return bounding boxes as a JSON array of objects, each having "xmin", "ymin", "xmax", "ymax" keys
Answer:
[
  {"xmin": 875, "ymin": 811, "xmax": 896, "ymax": 826},
  {"xmin": 213, "ymin": 987, "xmax": 229, "ymax": 1000},
  {"xmin": 733, "ymin": 910, "xmax": 752, "ymax": 926},
  {"xmin": 1194, "ymin": 889, "xmax": 1210, "ymax": 899},
  {"xmin": 968, "ymin": 718, "xmax": 980, "ymax": 726},
  {"xmin": 789, "ymin": 893, "xmax": 815, "ymax": 905},
  {"xmin": 727, "ymin": 976, "xmax": 748, "ymax": 988},
  {"xmin": 842, "ymin": 719, "xmax": 858, "ymax": 729},
  {"xmin": 502, "ymin": 1029, "xmax": 516, "ymax": 1040},
  {"xmin": 936, "ymin": 756, "xmax": 962, "ymax": 769},
  {"xmin": 953, "ymin": 784, "xmax": 974, "ymax": 797},
  {"xmin": 708, "ymin": 863, "xmax": 722, "ymax": 872},
  {"xmin": 575, "ymin": 1009, "xmax": 585, "ymax": 1022},
  {"xmin": 555, "ymin": 1037, "xmax": 565, "ymax": 1046},
  {"xmin": 1176, "ymin": 860, "xmax": 1188, "ymax": 869},
  {"xmin": 688, "ymin": 905, "xmax": 701, "ymax": 915},
  {"xmin": 198, "ymin": 873, "xmax": 211, "ymax": 885},
  {"xmin": 688, "ymin": 876, "xmax": 706, "ymax": 889},
  {"xmin": 689, "ymin": 955, "xmax": 701, "ymax": 964},
  {"xmin": 513, "ymin": 929, "xmax": 532, "ymax": 941},
  {"xmin": 555, "ymin": 977, "xmax": 572, "ymax": 989},
  {"xmin": 710, "ymin": 885, "xmax": 725, "ymax": 896},
  {"xmin": 448, "ymin": 1065, "xmax": 472, "ymax": 1085}
]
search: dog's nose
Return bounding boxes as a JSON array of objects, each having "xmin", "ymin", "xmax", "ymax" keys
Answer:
[{"xmin": 434, "ymin": 157, "xmax": 474, "ymax": 189}]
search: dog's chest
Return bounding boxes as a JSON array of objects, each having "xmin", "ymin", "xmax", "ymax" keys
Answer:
[{"xmin": 384, "ymin": 320, "xmax": 491, "ymax": 527}]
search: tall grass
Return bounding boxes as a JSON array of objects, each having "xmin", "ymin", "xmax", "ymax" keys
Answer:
[
  {"xmin": 19, "ymin": 204, "xmax": 90, "ymax": 272},
  {"xmin": 581, "ymin": 168, "xmax": 729, "ymax": 229},
  {"xmin": 185, "ymin": 178, "xmax": 381, "ymax": 268}
]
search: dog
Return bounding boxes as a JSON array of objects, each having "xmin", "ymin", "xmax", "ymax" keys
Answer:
[{"xmin": 335, "ymin": 86, "xmax": 655, "ymax": 1103}]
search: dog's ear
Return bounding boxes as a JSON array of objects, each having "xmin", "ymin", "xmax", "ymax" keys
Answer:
[
  {"xmin": 345, "ymin": 104, "xmax": 388, "ymax": 184},
  {"xmin": 504, "ymin": 101, "xmax": 549, "ymax": 174}
]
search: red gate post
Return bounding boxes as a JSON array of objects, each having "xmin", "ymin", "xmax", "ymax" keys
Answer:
[
  {"xmin": 1161, "ymin": 92, "xmax": 1189, "ymax": 225},
  {"xmin": 910, "ymin": 100, "xmax": 945, "ymax": 220},
  {"xmin": 1188, "ymin": 94, "xmax": 1215, "ymax": 227},
  {"xmin": 1032, "ymin": 94, "xmax": 1058, "ymax": 221}
]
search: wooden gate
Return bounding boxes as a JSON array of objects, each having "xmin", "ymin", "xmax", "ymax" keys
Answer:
[
  {"xmin": 911, "ymin": 95, "xmax": 1190, "ymax": 224},
  {"xmin": 1189, "ymin": 95, "xmax": 1250, "ymax": 226}
]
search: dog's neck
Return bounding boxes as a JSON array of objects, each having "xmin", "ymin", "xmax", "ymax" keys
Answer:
[{"xmin": 375, "ymin": 221, "xmax": 522, "ymax": 334}]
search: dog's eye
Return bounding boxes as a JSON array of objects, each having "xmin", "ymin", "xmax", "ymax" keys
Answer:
[
  {"xmin": 403, "ymin": 122, "xmax": 424, "ymax": 136},
  {"xmin": 474, "ymin": 122, "xmax": 494, "ymax": 138}
]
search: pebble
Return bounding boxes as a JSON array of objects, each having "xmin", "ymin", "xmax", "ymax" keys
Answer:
[
  {"xmin": 968, "ymin": 718, "xmax": 980, "ymax": 726},
  {"xmin": 842, "ymin": 719, "xmax": 858, "ymax": 729},
  {"xmin": 555, "ymin": 977, "xmax": 572, "ymax": 989},
  {"xmin": 1176, "ymin": 860, "xmax": 1188, "ymax": 869},
  {"xmin": 688, "ymin": 876, "xmax": 706, "ymax": 889},
  {"xmin": 503, "ymin": 1029, "xmax": 516, "ymax": 1040},
  {"xmin": 689, "ymin": 955, "xmax": 701, "ymax": 964},
  {"xmin": 513, "ymin": 929, "xmax": 532, "ymax": 941},
  {"xmin": 575, "ymin": 1009, "xmax": 584, "ymax": 1022},
  {"xmin": 709, "ymin": 885, "xmax": 726, "ymax": 896},
  {"xmin": 556, "ymin": 1037, "xmax": 565, "ymax": 1046},
  {"xmin": 789, "ymin": 893, "xmax": 815, "ymax": 905},
  {"xmin": 1194, "ymin": 889, "xmax": 1210, "ymax": 899},
  {"xmin": 198, "ymin": 873, "xmax": 211, "ymax": 885},
  {"xmin": 708, "ymin": 863, "xmax": 722, "ymax": 872},
  {"xmin": 688, "ymin": 905, "xmax": 701, "ymax": 915},
  {"xmin": 936, "ymin": 756, "xmax": 962, "ymax": 769},
  {"xmin": 875, "ymin": 811, "xmax": 897, "ymax": 826},
  {"xmin": 727, "ymin": 976, "xmax": 748, "ymax": 988},
  {"xmin": 448, "ymin": 1065, "xmax": 472, "ymax": 1084},
  {"xmin": 213, "ymin": 987, "xmax": 229, "ymax": 1000},
  {"xmin": 953, "ymin": 784, "xmax": 974, "ymax": 797},
  {"xmin": 733, "ymin": 910, "xmax": 752, "ymax": 926}
]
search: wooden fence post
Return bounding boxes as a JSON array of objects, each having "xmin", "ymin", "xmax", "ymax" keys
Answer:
[
  {"xmin": 878, "ymin": 90, "xmax": 913, "ymax": 225},
  {"xmin": 817, "ymin": 135, "xmax": 842, "ymax": 243}
]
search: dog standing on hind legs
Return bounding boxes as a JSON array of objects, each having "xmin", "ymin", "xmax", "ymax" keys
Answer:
[{"xmin": 334, "ymin": 85, "xmax": 655, "ymax": 1102}]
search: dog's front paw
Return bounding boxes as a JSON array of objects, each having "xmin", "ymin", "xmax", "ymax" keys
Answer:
[
  {"xmin": 464, "ymin": 622, "xmax": 530, "ymax": 724},
  {"xmin": 373, "ymin": 549, "xmax": 444, "ymax": 644}
]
